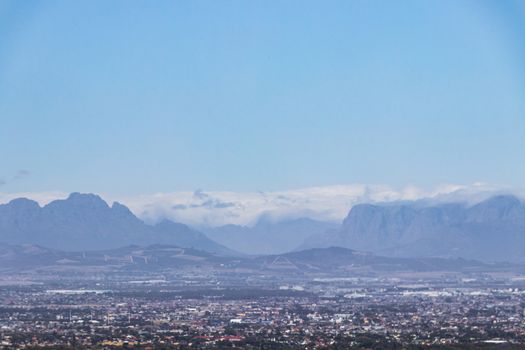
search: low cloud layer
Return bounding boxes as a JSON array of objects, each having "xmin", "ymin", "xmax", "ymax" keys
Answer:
[{"xmin": 1, "ymin": 183, "xmax": 523, "ymax": 227}]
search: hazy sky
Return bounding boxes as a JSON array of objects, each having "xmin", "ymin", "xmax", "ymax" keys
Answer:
[{"xmin": 1, "ymin": 0, "xmax": 525, "ymax": 195}]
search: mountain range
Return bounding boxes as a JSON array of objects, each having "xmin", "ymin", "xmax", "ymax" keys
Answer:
[
  {"xmin": 0, "ymin": 193, "xmax": 234, "ymax": 255},
  {"xmin": 301, "ymin": 195, "xmax": 525, "ymax": 262},
  {"xmin": 204, "ymin": 217, "xmax": 337, "ymax": 255},
  {"xmin": 2, "ymin": 193, "xmax": 525, "ymax": 262}
]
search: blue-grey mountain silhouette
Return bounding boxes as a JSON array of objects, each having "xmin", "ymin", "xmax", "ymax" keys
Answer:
[
  {"xmin": 0, "ymin": 193, "xmax": 235, "ymax": 255},
  {"xmin": 204, "ymin": 217, "xmax": 337, "ymax": 255},
  {"xmin": 300, "ymin": 195, "xmax": 525, "ymax": 262}
]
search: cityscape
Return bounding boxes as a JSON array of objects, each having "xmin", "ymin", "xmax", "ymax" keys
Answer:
[
  {"xmin": 3, "ymin": 261, "xmax": 525, "ymax": 348},
  {"xmin": 2, "ymin": 240, "xmax": 525, "ymax": 349},
  {"xmin": 2, "ymin": 0, "xmax": 525, "ymax": 349}
]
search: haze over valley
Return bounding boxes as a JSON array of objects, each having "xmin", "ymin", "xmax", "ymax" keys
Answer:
[{"xmin": 2, "ymin": 191, "xmax": 525, "ymax": 262}]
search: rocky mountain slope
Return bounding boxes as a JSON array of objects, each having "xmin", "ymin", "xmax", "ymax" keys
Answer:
[
  {"xmin": 0, "ymin": 193, "xmax": 235, "ymax": 255},
  {"xmin": 204, "ymin": 217, "xmax": 337, "ymax": 255},
  {"xmin": 300, "ymin": 195, "xmax": 525, "ymax": 262}
]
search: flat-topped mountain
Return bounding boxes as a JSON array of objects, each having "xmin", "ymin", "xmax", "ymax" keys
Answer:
[
  {"xmin": 300, "ymin": 195, "xmax": 525, "ymax": 262},
  {"xmin": 0, "ymin": 193, "xmax": 235, "ymax": 255}
]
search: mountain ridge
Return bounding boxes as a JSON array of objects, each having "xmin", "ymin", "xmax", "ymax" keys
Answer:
[
  {"xmin": 300, "ymin": 195, "xmax": 525, "ymax": 262},
  {"xmin": 204, "ymin": 217, "xmax": 337, "ymax": 255},
  {"xmin": 0, "ymin": 242, "xmax": 502, "ymax": 274},
  {"xmin": 0, "ymin": 193, "xmax": 235, "ymax": 255}
]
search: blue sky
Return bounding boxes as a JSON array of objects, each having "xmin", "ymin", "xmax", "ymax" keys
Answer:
[{"xmin": 1, "ymin": 0, "xmax": 525, "ymax": 195}]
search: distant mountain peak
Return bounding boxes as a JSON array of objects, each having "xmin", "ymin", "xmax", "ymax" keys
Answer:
[
  {"xmin": 66, "ymin": 192, "xmax": 108, "ymax": 205},
  {"xmin": 0, "ymin": 193, "xmax": 234, "ymax": 255},
  {"xmin": 474, "ymin": 194, "xmax": 521, "ymax": 208},
  {"xmin": 466, "ymin": 194, "xmax": 523, "ymax": 223},
  {"xmin": 6, "ymin": 198, "xmax": 40, "ymax": 210},
  {"xmin": 205, "ymin": 217, "xmax": 338, "ymax": 255}
]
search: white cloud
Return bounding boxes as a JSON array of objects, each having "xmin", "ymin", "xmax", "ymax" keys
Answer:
[
  {"xmin": 1, "ymin": 183, "xmax": 524, "ymax": 227},
  {"xmin": 106, "ymin": 183, "xmax": 525, "ymax": 227}
]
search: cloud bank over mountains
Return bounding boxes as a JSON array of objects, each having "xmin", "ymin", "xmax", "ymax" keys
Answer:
[{"xmin": 0, "ymin": 183, "xmax": 523, "ymax": 227}]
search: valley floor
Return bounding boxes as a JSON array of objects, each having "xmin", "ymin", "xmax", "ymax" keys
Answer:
[{"xmin": 3, "ymin": 270, "xmax": 525, "ymax": 350}]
